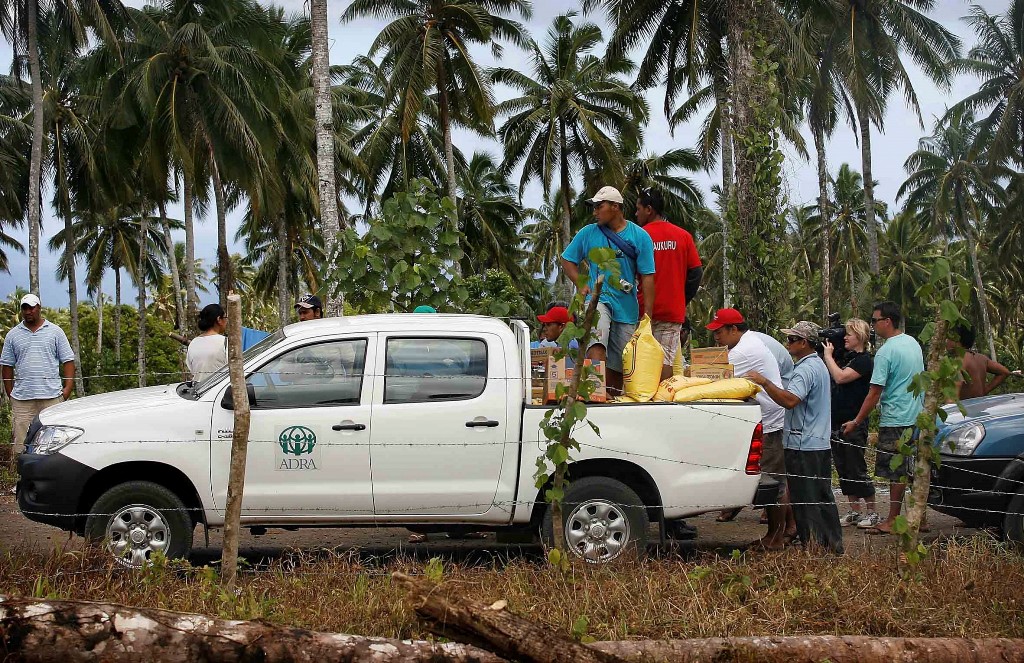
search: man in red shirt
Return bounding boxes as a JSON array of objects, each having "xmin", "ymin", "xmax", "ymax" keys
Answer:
[{"xmin": 636, "ymin": 188, "xmax": 703, "ymax": 380}]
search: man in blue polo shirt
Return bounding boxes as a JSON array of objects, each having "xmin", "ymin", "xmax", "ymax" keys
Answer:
[
  {"xmin": 560, "ymin": 185, "xmax": 655, "ymax": 395},
  {"xmin": 1, "ymin": 294, "xmax": 76, "ymax": 462},
  {"xmin": 747, "ymin": 321, "xmax": 843, "ymax": 553}
]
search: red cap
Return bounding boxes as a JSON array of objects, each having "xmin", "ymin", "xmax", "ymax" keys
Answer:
[
  {"xmin": 706, "ymin": 307, "xmax": 745, "ymax": 330},
  {"xmin": 538, "ymin": 306, "xmax": 571, "ymax": 324}
]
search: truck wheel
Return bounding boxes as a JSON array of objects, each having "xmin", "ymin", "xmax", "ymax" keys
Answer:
[
  {"xmin": 1003, "ymin": 489, "xmax": 1024, "ymax": 549},
  {"xmin": 84, "ymin": 481, "xmax": 194, "ymax": 568},
  {"xmin": 542, "ymin": 476, "xmax": 648, "ymax": 564}
]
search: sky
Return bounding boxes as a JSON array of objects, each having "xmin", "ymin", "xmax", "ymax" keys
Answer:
[{"xmin": 0, "ymin": 0, "xmax": 1011, "ymax": 306}]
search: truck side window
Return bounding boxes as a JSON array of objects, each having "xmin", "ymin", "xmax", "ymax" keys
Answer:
[
  {"xmin": 249, "ymin": 339, "xmax": 367, "ymax": 408},
  {"xmin": 384, "ymin": 338, "xmax": 487, "ymax": 404}
]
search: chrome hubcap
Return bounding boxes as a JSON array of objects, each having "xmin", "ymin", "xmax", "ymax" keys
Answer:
[
  {"xmin": 106, "ymin": 505, "xmax": 170, "ymax": 568},
  {"xmin": 564, "ymin": 500, "xmax": 630, "ymax": 563}
]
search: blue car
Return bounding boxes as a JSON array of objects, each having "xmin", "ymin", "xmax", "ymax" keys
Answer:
[{"xmin": 929, "ymin": 393, "xmax": 1024, "ymax": 545}]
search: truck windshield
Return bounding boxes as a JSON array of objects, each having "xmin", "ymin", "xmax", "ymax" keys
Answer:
[{"xmin": 195, "ymin": 329, "xmax": 285, "ymax": 395}]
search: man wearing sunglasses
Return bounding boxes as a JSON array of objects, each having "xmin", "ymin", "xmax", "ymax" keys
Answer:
[
  {"xmin": 841, "ymin": 301, "xmax": 924, "ymax": 534},
  {"xmin": 747, "ymin": 321, "xmax": 843, "ymax": 554}
]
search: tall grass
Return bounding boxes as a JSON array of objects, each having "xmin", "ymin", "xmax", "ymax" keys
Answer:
[{"xmin": 1, "ymin": 538, "xmax": 1021, "ymax": 640}]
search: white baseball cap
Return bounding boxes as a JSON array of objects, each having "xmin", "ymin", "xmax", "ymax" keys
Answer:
[
  {"xmin": 588, "ymin": 186, "xmax": 624, "ymax": 205},
  {"xmin": 20, "ymin": 293, "xmax": 41, "ymax": 308}
]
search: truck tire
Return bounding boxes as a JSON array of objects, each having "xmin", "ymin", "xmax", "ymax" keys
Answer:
[
  {"xmin": 1003, "ymin": 489, "xmax": 1024, "ymax": 549},
  {"xmin": 84, "ymin": 481, "xmax": 194, "ymax": 568},
  {"xmin": 542, "ymin": 476, "xmax": 648, "ymax": 564}
]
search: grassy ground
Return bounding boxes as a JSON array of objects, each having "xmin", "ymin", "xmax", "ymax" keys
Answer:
[{"xmin": 1, "ymin": 537, "xmax": 1021, "ymax": 641}]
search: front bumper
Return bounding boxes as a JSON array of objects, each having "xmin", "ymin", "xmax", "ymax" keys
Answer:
[
  {"xmin": 928, "ymin": 455, "xmax": 1014, "ymax": 526},
  {"xmin": 17, "ymin": 452, "xmax": 96, "ymax": 532}
]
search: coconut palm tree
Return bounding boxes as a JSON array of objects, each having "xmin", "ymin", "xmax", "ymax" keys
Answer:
[
  {"xmin": 456, "ymin": 151, "xmax": 526, "ymax": 278},
  {"xmin": 898, "ymin": 110, "xmax": 1008, "ymax": 359},
  {"xmin": 946, "ymin": 2, "xmax": 1024, "ymax": 169},
  {"xmin": 95, "ymin": 0, "xmax": 286, "ymax": 312},
  {"xmin": 880, "ymin": 210, "xmax": 938, "ymax": 314},
  {"xmin": 494, "ymin": 12, "xmax": 647, "ymax": 252},
  {"xmin": 0, "ymin": 73, "xmax": 28, "ymax": 272},
  {"xmin": 830, "ymin": 0, "xmax": 959, "ymax": 279},
  {"xmin": 0, "ymin": 0, "xmax": 125, "ymax": 295},
  {"xmin": 340, "ymin": 55, "xmax": 461, "ymax": 212},
  {"xmin": 620, "ymin": 148, "xmax": 706, "ymax": 228},
  {"xmin": 341, "ymin": 0, "xmax": 532, "ymax": 199},
  {"xmin": 520, "ymin": 188, "xmax": 585, "ymax": 282}
]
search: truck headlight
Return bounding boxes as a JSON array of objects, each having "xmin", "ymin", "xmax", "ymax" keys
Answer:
[
  {"xmin": 29, "ymin": 426, "xmax": 85, "ymax": 455},
  {"xmin": 942, "ymin": 422, "xmax": 985, "ymax": 456}
]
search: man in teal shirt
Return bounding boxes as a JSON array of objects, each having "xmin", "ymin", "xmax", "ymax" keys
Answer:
[
  {"xmin": 841, "ymin": 301, "xmax": 924, "ymax": 534},
  {"xmin": 560, "ymin": 186, "xmax": 655, "ymax": 395}
]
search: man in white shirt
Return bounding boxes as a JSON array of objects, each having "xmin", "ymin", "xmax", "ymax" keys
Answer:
[{"xmin": 706, "ymin": 308, "xmax": 791, "ymax": 549}]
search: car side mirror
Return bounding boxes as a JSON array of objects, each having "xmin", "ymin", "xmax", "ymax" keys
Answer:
[{"xmin": 221, "ymin": 383, "xmax": 257, "ymax": 410}]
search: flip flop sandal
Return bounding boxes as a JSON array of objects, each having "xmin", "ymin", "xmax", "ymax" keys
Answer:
[
  {"xmin": 407, "ymin": 533, "xmax": 428, "ymax": 543},
  {"xmin": 717, "ymin": 508, "xmax": 743, "ymax": 522}
]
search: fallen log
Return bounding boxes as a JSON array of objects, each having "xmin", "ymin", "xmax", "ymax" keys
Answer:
[
  {"xmin": 591, "ymin": 636, "xmax": 1024, "ymax": 662},
  {"xmin": 3, "ymin": 596, "xmax": 1023, "ymax": 663},
  {"xmin": 0, "ymin": 597, "xmax": 504, "ymax": 663},
  {"xmin": 392, "ymin": 571, "xmax": 626, "ymax": 663}
]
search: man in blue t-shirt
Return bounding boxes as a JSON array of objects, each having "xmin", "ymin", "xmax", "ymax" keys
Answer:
[
  {"xmin": 560, "ymin": 186, "xmax": 655, "ymax": 395},
  {"xmin": 841, "ymin": 301, "xmax": 924, "ymax": 534},
  {"xmin": 747, "ymin": 321, "xmax": 843, "ymax": 554}
]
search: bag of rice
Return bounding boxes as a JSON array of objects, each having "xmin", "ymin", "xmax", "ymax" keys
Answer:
[
  {"xmin": 653, "ymin": 375, "xmax": 713, "ymax": 402},
  {"xmin": 621, "ymin": 316, "xmax": 664, "ymax": 402},
  {"xmin": 672, "ymin": 378, "xmax": 760, "ymax": 403}
]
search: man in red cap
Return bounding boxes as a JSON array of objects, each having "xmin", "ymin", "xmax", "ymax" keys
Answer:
[
  {"xmin": 706, "ymin": 307, "xmax": 791, "ymax": 549},
  {"xmin": 535, "ymin": 306, "xmax": 578, "ymax": 348}
]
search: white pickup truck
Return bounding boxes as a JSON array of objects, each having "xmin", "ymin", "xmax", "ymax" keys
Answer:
[{"xmin": 17, "ymin": 314, "xmax": 773, "ymax": 566}]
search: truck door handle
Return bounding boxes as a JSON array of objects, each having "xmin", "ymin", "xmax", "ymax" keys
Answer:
[
  {"xmin": 466, "ymin": 419, "xmax": 500, "ymax": 428},
  {"xmin": 332, "ymin": 423, "xmax": 366, "ymax": 431}
]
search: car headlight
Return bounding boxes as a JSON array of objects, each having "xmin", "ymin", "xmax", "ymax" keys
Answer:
[
  {"xmin": 942, "ymin": 422, "xmax": 986, "ymax": 456},
  {"xmin": 29, "ymin": 426, "xmax": 85, "ymax": 455}
]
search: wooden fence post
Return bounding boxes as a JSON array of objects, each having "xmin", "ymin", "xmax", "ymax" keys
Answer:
[{"xmin": 221, "ymin": 293, "xmax": 250, "ymax": 592}]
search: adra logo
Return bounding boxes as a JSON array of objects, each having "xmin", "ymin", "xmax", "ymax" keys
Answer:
[{"xmin": 276, "ymin": 425, "xmax": 320, "ymax": 471}]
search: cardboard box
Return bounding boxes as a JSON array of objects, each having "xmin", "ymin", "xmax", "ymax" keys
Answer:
[
  {"xmin": 686, "ymin": 363, "xmax": 734, "ymax": 380},
  {"xmin": 530, "ymin": 348, "xmax": 606, "ymax": 403},
  {"xmin": 690, "ymin": 345, "xmax": 730, "ymax": 365}
]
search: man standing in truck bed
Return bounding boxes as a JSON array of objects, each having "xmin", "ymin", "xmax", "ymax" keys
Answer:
[{"xmin": 635, "ymin": 188, "xmax": 703, "ymax": 380}]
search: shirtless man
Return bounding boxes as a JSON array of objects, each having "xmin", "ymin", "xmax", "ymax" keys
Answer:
[{"xmin": 950, "ymin": 325, "xmax": 1010, "ymax": 400}]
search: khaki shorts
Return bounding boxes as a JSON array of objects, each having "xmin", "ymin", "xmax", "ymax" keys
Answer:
[
  {"xmin": 761, "ymin": 429, "xmax": 786, "ymax": 488},
  {"xmin": 590, "ymin": 303, "xmax": 636, "ymax": 373},
  {"xmin": 650, "ymin": 320, "xmax": 682, "ymax": 366},
  {"xmin": 10, "ymin": 396, "xmax": 63, "ymax": 456}
]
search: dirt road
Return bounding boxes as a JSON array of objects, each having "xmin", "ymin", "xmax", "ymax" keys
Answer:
[{"xmin": 0, "ymin": 493, "xmax": 979, "ymax": 566}]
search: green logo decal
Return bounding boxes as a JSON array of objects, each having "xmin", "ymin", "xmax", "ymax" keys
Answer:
[{"xmin": 279, "ymin": 425, "xmax": 316, "ymax": 456}]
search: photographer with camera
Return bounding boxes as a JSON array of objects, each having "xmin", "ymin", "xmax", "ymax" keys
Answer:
[
  {"xmin": 822, "ymin": 318, "xmax": 878, "ymax": 528},
  {"xmin": 561, "ymin": 185, "xmax": 656, "ymax": 395}
]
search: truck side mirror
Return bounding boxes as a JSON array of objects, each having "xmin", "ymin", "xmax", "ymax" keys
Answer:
[{"xmin": 221, "ymin": 383, "xmax": 257, "ymax": 410}]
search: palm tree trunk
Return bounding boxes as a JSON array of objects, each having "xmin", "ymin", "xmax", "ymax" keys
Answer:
[
  {"xmin": 208, "ymin": 144, "xmax": 232, "ymax": 307},
  {"xmin": 276, "ymin": 212, "xmax": 290, "ymax": 328},
  {"xmin": 159, "ymin": 201, "xmax": 184, "ymax": 333},
  {"xmin": 813, "ymin": 125, "xmax": 831, "ymax": 315},
  {"xmin": 715, "ymin": 70, "xmax": 734, "ymax": 308},
  {"xmin": 137, "ymin": 214, "xmax": 148, "ymax": 388},
  {"xmin": 965, "ymin": 225, "xmax": 997, "ymax": 359},
  {"xmin": 436, "ymin": 61, "xmax": 458, "ymax": 200},
  {"xmin": 95, "ymin": 280, "xmax": 103, "ymax": 376},
  {"xmin": 26, "ymin": 0, "xmax": 43, "ymax": 296},
  {"xmin": 63, "ymin": 212, "xmax": 84, "ymax": 397},
  {"xmin": 310, "ymin": 0, "xmax": 343, "ymax": 317},
  {"xmin": 183, "ymin": 177, "xmax": 199, "ymax": 335},
  {"xmin": 558, "ymin": 120, "xmax": 573, "ymax": 251},
  {"xmin": 114, "ymin": 268, "xmax": 122, "ymax": 362},
  {"xmin": 855, "ymin": 102, "xmax": 880, "ymax": 278}
]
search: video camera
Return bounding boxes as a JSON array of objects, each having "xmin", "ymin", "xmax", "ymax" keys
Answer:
[{"xmin": 818, "ymin": 313, "xmax": 847, "ymax": 364}]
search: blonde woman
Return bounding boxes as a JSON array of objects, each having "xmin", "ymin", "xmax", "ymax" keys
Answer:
[{"xmin": 823, "ymin": 318, "xmax": 878, "ymax": 529}]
